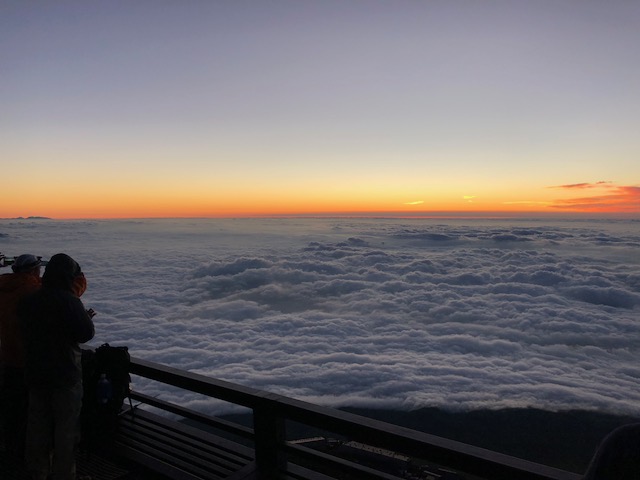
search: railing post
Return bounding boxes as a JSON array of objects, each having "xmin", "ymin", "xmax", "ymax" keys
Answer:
[{"xmin": 253, "ymin": 402, "xmax": 286, "ymax": 479}]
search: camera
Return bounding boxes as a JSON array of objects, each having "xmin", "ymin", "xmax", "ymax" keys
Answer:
[{"xmin": 0, "ymin": 253, "xmax": 47, "ymax": 269}]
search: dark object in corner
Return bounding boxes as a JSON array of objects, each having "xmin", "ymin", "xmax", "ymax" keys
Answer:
[{"xmin": 583, "ymin": 423, "xmax": 640, "ymax": 480}]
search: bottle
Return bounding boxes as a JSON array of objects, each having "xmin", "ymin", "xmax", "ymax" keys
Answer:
[{"xmin": 96, "ymin": 373, "xmax": 113, "ymax": 405}]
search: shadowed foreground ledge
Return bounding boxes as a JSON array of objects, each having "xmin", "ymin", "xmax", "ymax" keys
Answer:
[
  {"xmin": 119, "ymin": 356, "xmax": 587, "ymax": 479},
  {"xmin": 335, "ymin": 407, "xmax": 640, "ymax": 473},
  {"xmin": 3, "ymin": 355, "xmax": 636, "ymax": 479}
]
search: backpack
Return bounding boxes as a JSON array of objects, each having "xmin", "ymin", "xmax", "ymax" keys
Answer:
[{"xmin": 81, "ymin": 343, "xmax": 132, "ymax": 453}]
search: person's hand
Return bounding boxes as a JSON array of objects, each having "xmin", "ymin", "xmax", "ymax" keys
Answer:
[{"xmin": 87, "ymin": 308, "xmax": 96, "ymax": 318}]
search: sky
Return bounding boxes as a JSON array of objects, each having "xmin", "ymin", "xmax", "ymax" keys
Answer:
[
  {"xmin": 1, "ymin": 218, "xmax": 639, "ymax": 416},
  {"xmin": 1, "ymin": 1, "xmax": 639, "ymax": 218}
]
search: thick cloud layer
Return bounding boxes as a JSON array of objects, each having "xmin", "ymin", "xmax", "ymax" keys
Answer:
[{"xmin": 1, "ymin": 218, "xmax": 638, "ymax": 416}]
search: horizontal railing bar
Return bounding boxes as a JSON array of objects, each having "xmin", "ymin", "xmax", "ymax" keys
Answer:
[
  {"xmin": 129, "ymin": 391, "xmax": 254, "ymax": 441},
  {"xmin": 130, "ymin": 357, "xmax": 272, "ymax": 408},
  {"xmin": 285, "ymin": 442, "xmax": 405, "ymax": 480}
]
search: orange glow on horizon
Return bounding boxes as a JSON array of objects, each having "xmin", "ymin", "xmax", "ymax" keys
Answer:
[
  {"xmin": 3, "ymin": 202, "xmax": 636, "ymax": 220},
  {"xmin": 547, "ymin": 183, "xmax": 640, "ymax": 214},
  {"xmin": 2, "ymin": 182, "xmax": 637, "ymax": 219}
]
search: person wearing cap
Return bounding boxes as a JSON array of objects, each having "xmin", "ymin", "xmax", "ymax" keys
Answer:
[
  {"xmin": 18, "ymin": 253, "xmax": 95, "ymax": 480},
  {"xmin": 0, "ymin": 254, "xmax": 42, "ymax": 460}
]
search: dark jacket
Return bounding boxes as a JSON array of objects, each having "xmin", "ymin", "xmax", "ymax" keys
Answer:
[
  {"xmin": 18, "ymin": 254, "xmax": 95, "ymax": 389},
  {"xmin": 0, "ymin": 271, "xmax": 41, "ymax": 367}
]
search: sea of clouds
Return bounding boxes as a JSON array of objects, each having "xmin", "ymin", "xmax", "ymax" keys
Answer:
[{"xmin": 1, "ymin": 217, "xmax": 639, "ymax": 416}]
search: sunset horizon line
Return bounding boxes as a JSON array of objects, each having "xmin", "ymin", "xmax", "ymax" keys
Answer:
[
  {"xmin": 4, "ymin": 181, "xmax": 637, "ymax": 222},
  {"xmin": 3, "ymin": 209, "xmax": 637, "ymax": 222}
]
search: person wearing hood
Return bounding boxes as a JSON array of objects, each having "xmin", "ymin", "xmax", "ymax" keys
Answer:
[
  {"xmin": 0, "ymin": 254, "xmax": 42, "ymax": 460},
  {"xmin": 18, "ymin": 253, "xmax": 95, "ymax": 480}
]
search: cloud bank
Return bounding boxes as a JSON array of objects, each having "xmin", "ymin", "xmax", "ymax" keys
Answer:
[{"xmin": 1, "ymin": 218, "xmax": 638, "ymax": 416}]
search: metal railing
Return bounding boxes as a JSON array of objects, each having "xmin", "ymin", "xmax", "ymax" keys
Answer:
[{"xmin": 127, "ymin": 356, "xmax": 583, "ymax": 480}]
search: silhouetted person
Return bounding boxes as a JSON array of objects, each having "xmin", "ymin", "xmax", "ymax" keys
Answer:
[
  {"xmin": 18, "ymin": 253, "xmax": 95, "ymax": 480},
  {"xmin": 583, "ymin": 423, "xmax": 640, "ymax": 480},
  {"xmin": 0, "ymin": 254, "xmax": 42, "ymax": 461}
]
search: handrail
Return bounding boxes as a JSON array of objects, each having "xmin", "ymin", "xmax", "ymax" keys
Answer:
[
  {"xmin": 129, "ymin": 391, "xmax": 254, "ymax": 440},
  {"xmin": 128, "ymin": 356, "xmax": 583, "ymax": 480}
]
